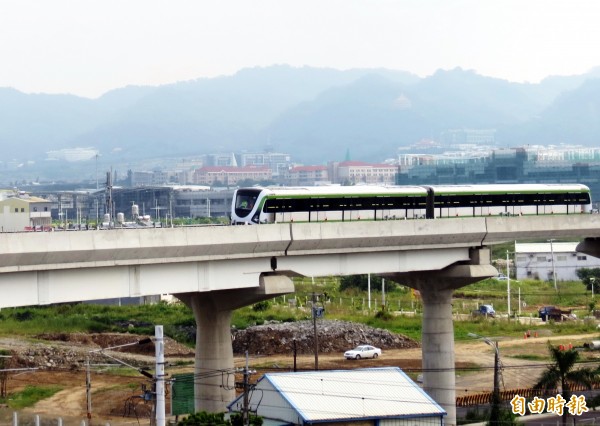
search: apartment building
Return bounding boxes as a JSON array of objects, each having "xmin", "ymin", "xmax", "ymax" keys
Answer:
[
  {"xmin": 192, "ymin": 166, "xmax": 272, "ymax": 186},
  {"xmin": 285, "ymin": 165, "xmax": 329, "ymax": 186},
  {"xmin": 334, "ymin": 161, "xmax": 398, "ymax": 185}
]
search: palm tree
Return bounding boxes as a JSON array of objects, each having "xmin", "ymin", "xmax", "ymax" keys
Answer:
[{"xmin": 534, "ymin": 343, "xmax": 597, "ymax": 426}]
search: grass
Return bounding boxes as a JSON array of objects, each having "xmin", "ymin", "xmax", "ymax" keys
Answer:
[
  {"xmin": 0, "ymin": 385, "xmax": 63, "ymax": 409},
  {"xmin": 95, "ymin": 366, "xmax": 152, "ymax": 377},
  {"xmin": 0, "ymin": 275, "xmax": 598, "ymax": 348},
  {"xmin": 92, "ymin": 382, "xmax": 141, "ymax": 394}
]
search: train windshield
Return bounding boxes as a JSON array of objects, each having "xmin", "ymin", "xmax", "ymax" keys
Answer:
[{"xmin": 235, "ymin": 188, "xmax": 261, "ymax": 214}]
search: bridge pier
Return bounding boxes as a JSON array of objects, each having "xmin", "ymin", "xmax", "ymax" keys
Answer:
[
  {"xmin": 177, "ymin": 273, "xmax": 294, "ymax": 413},
  {"xmin": 388, "ymin": 249, "xmax": 497, "ymax": 426},
  {"xmin": 576, "ymin": 238, "xmax": 600, "ymax": 258},
  {"xmin": 181, "ymin": 292, "xmax": 236, "ymax": 413}
]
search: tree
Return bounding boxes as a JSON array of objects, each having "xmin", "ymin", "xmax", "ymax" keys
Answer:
[
  {"xmin": 576, "ymin": 268, "xmax": 600, "ymax": 293},
  {"xmin": 339, "ymin": 275, "xmax": 398, "ymax": 292},
  {"xmin": 534, "ymin": 343, "xmax": 597, "ymax": 426}
]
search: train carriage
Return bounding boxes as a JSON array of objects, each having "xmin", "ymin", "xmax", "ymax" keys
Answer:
[
  {"xmin": 426, "ymin": 184, "xmax": 592, "ymax": 218},
  {"xmin": 231, "ymin": 183, "xmax": 592, "ymax": 225}
]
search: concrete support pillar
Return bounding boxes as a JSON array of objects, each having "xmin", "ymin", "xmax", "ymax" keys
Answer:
[
  {"xmin": 387, "ymin": 248, "xmax": 497, "ymax": 426},
  {"xmin": 177, "ymin": 273, "xmax": 295, "ymax": 413},
  {"xmin": 420, "ymin": 287, "xmax": 456, "ymax": 424},
  {"xmin": 186, "ymin": 292, "xmax": 235, "ymax": 413}
]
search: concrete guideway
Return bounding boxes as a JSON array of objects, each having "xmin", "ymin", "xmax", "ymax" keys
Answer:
[
  {"xmin": 1, "ymin": 215, "xmax": 600, "ymax": 274},
  {"xmin": 2, "ymin": 214, "xmax": 600, "ymax": 421}
]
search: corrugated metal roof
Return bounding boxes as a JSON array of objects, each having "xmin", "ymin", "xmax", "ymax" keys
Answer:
[
  {"xmin": 515, "ymin": 242, "xmax": 579, "ymax": 254},
  {"xmin": 261, "ymin": 367, "xmax": 445, "ymax": 422}
]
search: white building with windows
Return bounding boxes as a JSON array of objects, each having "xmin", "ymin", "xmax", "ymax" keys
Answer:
[
  {"xmin": 514, "ymin": 242, "xmax": 600, "ymax": 282},
  {"xmin": 0, "ymin": 194, "xmax": 52, "ymax": 232}
]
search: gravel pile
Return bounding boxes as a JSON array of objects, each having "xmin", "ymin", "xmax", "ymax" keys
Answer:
[{"xmin": 232, "ymin": 319, "xmax": 419, "ymax": 355}]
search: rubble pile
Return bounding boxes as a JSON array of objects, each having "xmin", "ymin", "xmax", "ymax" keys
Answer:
[
  {"xmin": 4, "ymin": 333, "xmax": 194, "ymax": 370},
  {"xmin": 232, "ymin": 320, "xmax": 419, "ymax": 355}
]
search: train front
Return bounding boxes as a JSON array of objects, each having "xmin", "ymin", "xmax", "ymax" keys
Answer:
[{"xmin": 231, "ymin": 188, "xmax": 263, "ymax": 224}]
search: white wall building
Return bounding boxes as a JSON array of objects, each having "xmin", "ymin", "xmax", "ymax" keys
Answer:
[
  {"xmin": 515, "ymin": 242, "xmax": 600, "ymax": 282},
  {"xmin": 228, "ymin": 367, "xmax": 445, "ymax": 426},
  {"xmin": 0, "ymin": 194, "xmax": 52, "ymax": 232}
]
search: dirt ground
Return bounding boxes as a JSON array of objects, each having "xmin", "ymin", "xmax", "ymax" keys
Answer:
[{"xmin": 2, "ymin": 332, "xmax": 600, "ymax": 425}]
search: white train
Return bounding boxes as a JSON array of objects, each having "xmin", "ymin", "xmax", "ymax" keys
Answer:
[{"xmin": 230, "ymin": 184, "xmax": 592, "ymax": 225}]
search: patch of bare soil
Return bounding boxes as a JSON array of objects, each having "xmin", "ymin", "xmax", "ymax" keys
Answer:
[
  {"xmin": 0, "ymin": 333, "xmax": 193, "ymax": 425},
  {"xmin": 2, "ymin": 326, "xmax": 599, "ymax": 425}
]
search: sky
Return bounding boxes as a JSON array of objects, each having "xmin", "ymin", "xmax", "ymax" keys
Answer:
[{"xmin": 1, "ymin": 0, "xmax": 600, "ymax": 99}]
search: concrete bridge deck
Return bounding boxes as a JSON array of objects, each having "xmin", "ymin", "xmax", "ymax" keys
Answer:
[{"xmin": 2, "ymin": 215, "xmax": 600, "ymax": 274}]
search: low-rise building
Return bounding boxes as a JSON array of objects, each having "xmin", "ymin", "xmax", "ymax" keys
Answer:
[
  {"xmin": 0, "ymin": 194, "xmax": 52, "ymax": 232},
  {"xmin": 228, "ymin": 367, "xmax": 446, "ymax": 426},
  {"xmin": 515, "ymin": 242, "xmax": 600, "ymax": 281},
  {"xmin": 335, "ymin": 161, "xmax": 398, "ymax": 185},
  {"xmin": 192, "ymin": 166, "xmax": 272, "ymax": 186},
  {"xmin": 285, "ymin": 165, "xmax": 329, "ymax": 186}
]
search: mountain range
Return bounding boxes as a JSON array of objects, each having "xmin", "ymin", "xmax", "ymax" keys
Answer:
[{"xmin": 2, "ymin": 65, "xmax": 600, "ymax": 175}]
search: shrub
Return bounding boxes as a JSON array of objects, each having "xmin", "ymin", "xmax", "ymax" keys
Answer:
[
  {"xmin": 252, "ymin": 301, "xmax": 271, "ymax": 312},
  {"xmin": 374, "ymin": 309, "xmax": 392, "ymax": 321}
]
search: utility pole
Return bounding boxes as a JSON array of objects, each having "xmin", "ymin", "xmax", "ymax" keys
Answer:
[
  {"xmin": 243, "ymin": 351, "xmax": 250, "ymax": 426},
  {"xmin": 86, "ymin": 355, "xmax": 92, "ymax": 421},
  {"xmin": 507, "ymin": 250, "xmax": 511, "ymax": 317},
  {"xmin": 155, "ymin": 325, "xmax": 165, "ymax": 426},
  {"xmin": 468, "ymin": 334, "xmax": 501, "ymax": 426},
  {"xmin": 367, "ymin": 274, "xmax": 371, "ymax": 310},
  {"xmin": 548, "ymin": 239, "xmax": 558, "ymax": 291},
  {"xmin": 237, "ymin": 351, "xmax": 256, "ymax": 426},
  {"xmin": 490, "ymin": 341, "xmax": 501, "ymax": 426},
  {"xmin": 312, "ymin": 292, "xmax": 319, "ymax": 370}
]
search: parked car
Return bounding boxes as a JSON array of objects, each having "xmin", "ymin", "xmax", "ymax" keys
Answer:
[
  {"xmin": 344, "ymin": 345, "xmax": 382, "ymax": 360},
  {"xmin": 494, "ymin": 274, "xmax": 508, "ymax": 281},
  {"xmin": 539, "ymin": 306, "xmax": 573, "ymax": 321},
  {"xmin": 472, "ymin": 305, "xmax": 496, "ymax": 318}
]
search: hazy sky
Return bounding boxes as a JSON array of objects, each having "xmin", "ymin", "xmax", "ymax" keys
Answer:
[{"xmin": 2, "ymin": 0, "xmax": 600, "ymax": 98}]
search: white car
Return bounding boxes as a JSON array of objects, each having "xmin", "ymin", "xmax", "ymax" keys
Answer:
[{"xmin": 344, "ymin": 345, "xmax": 382, "ymax": 360}]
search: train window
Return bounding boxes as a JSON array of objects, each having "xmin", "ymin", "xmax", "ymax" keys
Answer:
[{"xmin": 236, "ymin": 196, "xmax": 256, "ymax": 210}]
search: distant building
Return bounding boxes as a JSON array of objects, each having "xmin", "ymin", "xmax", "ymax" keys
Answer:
[
  {"xmin": 0, "ymin": 194, "xmax": 52, "ymax": 232},
  {"xmin": 46, "ymin": 147, "xmax": 99, "ymax": 162},
  {"xmin": 238, "ymin": 151, "xmax": 292, "ymax": 178},
  {"xmin": 285, "ymin": 165, "xmax": 329, "ymax": 186},
  {"xmin": 192, "ymin": 166, "xmax": 272, "ymax": 186},
  {"xmin": 130, "ymin": 170, "xmax": 171, "ymax": 186},
  {"xmin": 440, "ymin": 128, "xmax": 496, "ymax": 145},
  {"xmin": 515, "ymin": 242, "xmax": 600, "ymax": 281},
  {"xmin": 396, "ymin": 145, "xmax": 600, "ymax": 201},
  {"xmin": 228, "ymin": 367, "xmax": 446, "ymax": 426},
  {"xmin": 109, "ymin": 186, "xmax": 233, "ymax": 220},
  {"xmin": 335, "ymin": 161, "xmax": 397, "ymax": 185},
  {"xmin": 205, "ymin": 152, "xmax": 238, "ymax": 167}
]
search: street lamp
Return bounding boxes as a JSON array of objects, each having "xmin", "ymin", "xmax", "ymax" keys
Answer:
[
  {"xmin": 86, "ymin": 337, "xmax": 153, "ymax": 422},
  {"xmin": 468, "ymin": 333, "xmax": 501, "ymax": 426}
]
